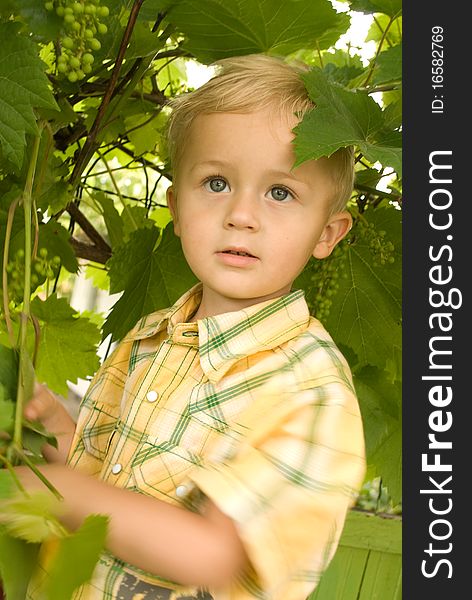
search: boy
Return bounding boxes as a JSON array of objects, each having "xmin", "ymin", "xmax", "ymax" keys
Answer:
[{"xmin": 18, "ymin": 55, "xmax": 365, "ymax": 600}]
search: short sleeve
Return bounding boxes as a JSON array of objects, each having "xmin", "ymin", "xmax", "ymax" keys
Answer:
[{"xmin": 189, "ymin": 381, "xmax": 365, "ymax": 600}]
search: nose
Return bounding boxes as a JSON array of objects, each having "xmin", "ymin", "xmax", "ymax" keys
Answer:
[{"xmin": 223, "ymin": 190, "xmax": 260, "ymax": 231}]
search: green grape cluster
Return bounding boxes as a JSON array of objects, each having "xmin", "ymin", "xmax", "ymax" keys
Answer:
[
  {"xmin": 45, "ymin": 0, "xmax": 110, "ymax": 82},
  {"xmin": 308, "ymin": 243, "xmax": 349, "ymax": 322},
  {"xmin": 356, "ymin": 218, "xmax": 395, "ymax": 267},
  {"xmin": 6, "ymin": 248, "xmax": 61, "ymax": 304}
]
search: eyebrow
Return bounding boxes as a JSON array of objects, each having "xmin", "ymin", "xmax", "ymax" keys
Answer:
[
  {"xmin": 190, "ymin": 160, "xmax": 304, "ymax": 183},
  {"xmin": 189, "ymin": 160, "xmax": 230, "ymax": 172}
]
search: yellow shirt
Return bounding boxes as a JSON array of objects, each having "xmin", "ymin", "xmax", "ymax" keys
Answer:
[{"xmin": 31, "ymin": 284, "xmax": 365, "ymax": 600}]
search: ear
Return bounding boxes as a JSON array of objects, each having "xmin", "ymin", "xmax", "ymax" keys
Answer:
[
  {"xmin": 166, "ymin": 185, "xmax": 180, "ymax": 236},
  {"xmin": 313, "ymin": 211, "xmax": 352, "ymax": 259}
]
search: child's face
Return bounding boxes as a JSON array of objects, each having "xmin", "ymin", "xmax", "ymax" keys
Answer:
[{"xmin": 167, "ymin": 109, "xmax": 351, "ymax": 318}]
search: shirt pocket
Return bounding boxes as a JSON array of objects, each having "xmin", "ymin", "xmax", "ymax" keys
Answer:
[
  {"xmin": 81, "ymin": 401, "xmax": 120, "ymax": 461},
  {"xmin": 131, "ymin": 436, "xmax": 202, "ymax": 499}
]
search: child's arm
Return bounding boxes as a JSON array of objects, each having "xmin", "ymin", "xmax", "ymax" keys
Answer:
[
  {"xmin": 15, "ymin": 463, "xmax": 247, "ymax": 588},
  {"xmin": 23, "ymin": 383, "xmax": 76, "ymax": 464}
]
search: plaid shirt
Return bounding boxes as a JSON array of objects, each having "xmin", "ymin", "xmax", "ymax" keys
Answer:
[{"xmin": 29, "ymin": 284, "xmax": 365, "ymax": 600}]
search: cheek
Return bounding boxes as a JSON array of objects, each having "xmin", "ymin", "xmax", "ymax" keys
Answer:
[
  {"xmin": 179, "ymin": 219, "xmax": 210, "ymax": 258},
  {"xmin": 278, "ymin": 230, "xmax": 316, "ymax": 260}
]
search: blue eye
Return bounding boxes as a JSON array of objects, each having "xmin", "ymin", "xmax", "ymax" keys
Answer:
[
  {"xmin": 204, "ymin": 177, "xmax": 229, "ymax": 193},
  {"xmin": 269, "ymin": 186, "xmax": 293, "ymax": 202}
]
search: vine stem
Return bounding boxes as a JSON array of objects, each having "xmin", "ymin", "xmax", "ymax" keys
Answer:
[
  {"xmin": 97, "ymin": 150, "xmax": 138, "ymax": 231},
  {"xmin": 315, "ymin": 40, "xmax": 323, "ymax": 68},
  {"xmin": 361, "ymin": 15, "xmax": 397, "ymax": 88},
  {"xmin": 0, "ymin": 454, "xmax": 28, "ymax": 495},
  {"xmin": 13, "ymin": 130, "xmax": 42, "ymax": 451},
  {"xmin": 2, "ymin": 196, "xmax": 20, "ymax": 347},
  {"xmin": 13, "ymin": 448, "xmax": 63, "ymax": 501},
  {"xmin": 69, "ymin": 0, "xmax": 145, "ymax": 189}
]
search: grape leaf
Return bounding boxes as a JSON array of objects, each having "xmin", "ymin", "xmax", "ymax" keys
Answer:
[
  {"xmin": 354, "ymin": 365, "xmax": 401, "ymax": 504},
  {"xmin": 149, "ymin": 207, "xmax": 172, "ymax": 229},
  {"xmin": 42, "ymin": 180, "xmax": 70, "ymax": 214},
  {"xmin": 372, "ymin": 44, "xmax": 401, "ymax": 85},
  {"xmin": 0, "ymin": 533, "xmax": 40, "ymax": 600},
  {"xmin": 324, "ymin": 207, "xmax": 401, "ymax": 370},
  {"xmin": 122, "ymin": 206, "xmax": 155, "ymax": 241},
  {"xmin": 125, "ymin": 113, "xmax": 161, "ymax": 156},
  {"xmin": 22, "ymin": 419, "xmax": 58, "ymax": 459},
  {"xmin": 348, "ymin": 0, "xmax": 402, "ymax": 18},
  {"xmin": 9, "ymin": 0, "xmax": 63, "ymax": 43},
  {"xmin": 323, "ymin": 62, "xmax": 365, "ymax": 87},
  {"xmin": 114, "ymin": 21, "xmax": 166, "ymax": 61},
  {"xmin": 355, "ymin": 167, "xmax": 383, "ymax": 189},
  {"xmin": 294, "ymin": 68, "xmax": 402, "ymax": 175},
  {"xmin": 38, "ymin": 221, "xmax": 80, "ymax": 275},
  {"xmin": 31, "ymin": 295, "xmax": 101, "ymax": 396},
  {"xmin": 137, "ymin": 0, "xmax": 178, "ymax": 21},
  {"xmin": 167, "ymin": 0, "xmax": 350, "ymax": 63},
  {"xmin": 0, "ymin": 491, "xmax": 64, "ymax": 543},
  {"xmin": 366, "ymin": 13, "xmax": 402, "ymax": 44},
  {"xmin": 84, "ymin": 263, "xmax": 110, "ymax": 291},
  {"xmin": 4, "ymin": 213, "xmax": 78, "ymax": 277},
  {"xmin": 44, "ymin": 514, "xmax": 109, "ymax": 600},
  {"xmin": 382, "ymin": 96, "xmax": 402, "ymax": 130},
  {"xmin": 103, "ymin": 224, "xmax": 197, "ymax": 341},
  {"xmin": 94, "ymin": 192, "xmax": 124, "ymax": 249},
  {"xmin": 0, "ymin": 21, "xmax": 58, "ymax": 168},
  {"xmin": 0, "ymin": 344, "xmax": 18, "ymax": 401},
  {"xmin": 0, "ymin": 397, "xmax": 15, "ymax": 434}
]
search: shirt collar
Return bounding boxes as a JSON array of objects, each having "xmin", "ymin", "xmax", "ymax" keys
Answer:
[
  {"xmin": 124, "ymin": 285, "xmax": 203, "ymax": 341},
  {"xmin": 126, "ymin": 284, "xmax": 310, "ymax": 383}
]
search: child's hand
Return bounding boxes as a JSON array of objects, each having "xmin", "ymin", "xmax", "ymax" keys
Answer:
[
  {"xmin": 23, "ymin": 382, "xmax": 76, "ymax": 464},
  {"xmin": 24, "ymin": 382, "xmax": 60, "ymax": 424}
]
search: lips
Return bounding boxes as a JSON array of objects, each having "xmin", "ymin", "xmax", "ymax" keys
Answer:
[
  {"xmin": 220, "ymin": 247, "xmax": 257, "ymax": 258},
  {"xmin": 216, "ymin": 246, "xmax": 259, "ymax": 267}
]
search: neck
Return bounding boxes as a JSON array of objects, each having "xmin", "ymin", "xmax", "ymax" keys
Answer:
[{"xmin": 191, "ymin": 286, "xmax": 292, "ymax": 321}]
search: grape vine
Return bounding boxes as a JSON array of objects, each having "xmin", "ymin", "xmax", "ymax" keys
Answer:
[
  {"xmin": 6, "ymin": 248, "xmax": 61, "ymax": 304},
  {"xmin": 307, "ymin": 215, "xmax": 396, "ymax": 322},
  {"xmin": 356, "ymin": 217, "xmax": 395, "ymax": 268},
  {"xmin": 45, "ymin": 0, "xmax": 110, "ymax": 82},
  {"xmin": 308, "ymin": 242, "xmax": 348, "ymax": 322}
]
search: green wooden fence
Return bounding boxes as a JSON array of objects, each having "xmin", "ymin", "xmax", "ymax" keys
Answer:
[{"xmin": 308, "ymin": 510, "xmax": 402, "ymax": 600}]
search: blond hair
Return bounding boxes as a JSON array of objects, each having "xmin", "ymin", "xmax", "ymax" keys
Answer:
[{"xmin": 167, "ymin": 54, "xmax": 354, "ymax": 212}]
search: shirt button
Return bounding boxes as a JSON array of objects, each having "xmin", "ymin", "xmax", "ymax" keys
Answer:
[
  {"xmin": 146, "ymin": 390, "xmax": 159, "ymax": 403},
  {"xmin": 111, "ymin": 463, "xmax": 122, "ymax": 475},
  {"xmin": 175, "ymin": 485, "xmax": 187, "ymax": 498}
]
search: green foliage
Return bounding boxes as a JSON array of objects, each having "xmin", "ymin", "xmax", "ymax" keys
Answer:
[
  {"xmin": 0, "ymin": 0, "xmax": 402, "ymax": 593},
  {"xmin": 42, "ymin": 514, "xmax": 109, "ymax": 600},
  {"xmin": 371, "ymin": 44, "xmax": 401, "ymax": 85},
  {"xmin": 294, "ymin": 68, "xmax": 401, "ymax": 175},
  {"xmin": 31, "ymin": 295, "xmax": 101, "ymax": 395},
  {"xmin": 324, "ymin": 207, "xmax": 401, "ymax": 369},
  {"xmin": 47, "ymin": 0, "xmax": 111, "ymax": 83},
  {"xmin": 0, "ymin": 532, "xmax": 40, "ymax": 600},
  {"xmin": 0, "ymin": 397, "xmax": 15, "ymax": 434},
  {"xmin": 354, "ymin": 366, "xmax": 401, "ymax": 504},
  {"xmin": 104, "ymin": 223, "xmax": 197, "ymax": 340},
  {"xmin": 0, "ymin": 22, "xmax": 58, "ymax": 168},
  {"xmin": 0, "ymin": 491, "xmax": 64, "ymax": 542},
  {"xmin": 0, "ymin": 345, "xmax": 18, "ymax": 403},
  {"xmin": 0, "ymin": 346, "xmax": 18, "ymax": 444},
  {"xmin": 349, "ymin": 0, "xmax": 402, "ymax": 18},
  {"xmin": 167, "ymin": 0, "xmax": 350, "ymax": 63},
  {"xmin": 0, "ymin": 500, "xmax": 108, "ymax": 600}
]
